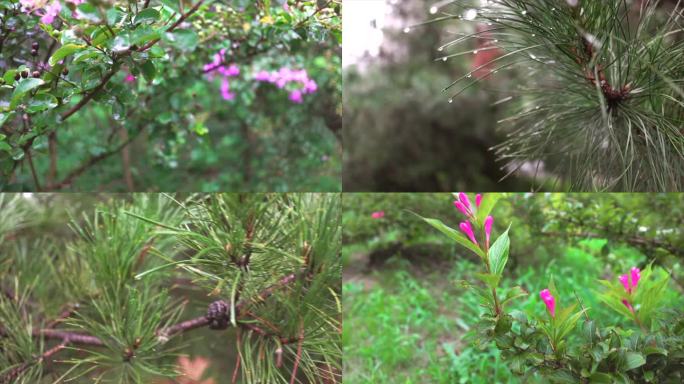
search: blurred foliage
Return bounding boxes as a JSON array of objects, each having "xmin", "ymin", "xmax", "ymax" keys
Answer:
[
  {"xmin": 0, "ymin": 0, "xmax": 341, "ymax": 191},
  {"xmin": 343, "ymin": 1, "xmax": 538, "ymax": 191}
]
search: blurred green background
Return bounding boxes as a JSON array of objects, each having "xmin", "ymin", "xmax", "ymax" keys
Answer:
[
  {"xmin": 342, "ymin": 193, "xmax": 684, "ymax": 383},
  {"xmin": 343, "ymin": 0, "xmax": 534, "ymax": 191}
]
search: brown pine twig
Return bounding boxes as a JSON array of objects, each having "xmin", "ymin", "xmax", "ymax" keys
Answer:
[{"xmin": 289, "ymin": 322, "xmax": 305, "ymax": 384}]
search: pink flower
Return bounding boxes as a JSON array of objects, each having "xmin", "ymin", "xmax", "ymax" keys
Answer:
[
  {"xmin": 621, "ymin": 299, "xmax": 635, "ymax": 313},
  {"xmin": 218, "ymin": 64, "xmax": 240, "ymax": 77},
  {"xmin": 484, "ymin": 215, "xmax": 493, "ymax": 246},
  {"xmin": 283, "ymin": 2, "xmax": 290, "ymax": 12},
  {"xmin": 254, "ymin": 70, "xmax": 272, "ymax": 82},
  {"xmin": 289, "ymin": 90, "xmax": 303, "ymax": 104},
  {"xmin": 459, "ymin": 221, "xmax": 477, "ymax": 245},
  {"xmin": 458, "ymin": 193, "xmax": 471, "ymax": 211},
  {"xmin": 454, "ymin": 193, "xmax": 475, "ymax": 218},
  {"xmin": 475, "ymin": 194, "xmax": 482, "ymax": 207},
  {"xmin": 303, "ymin": 79, "xmax": 318, "ymax": 94},
  {"xmin": 371, "ymin": 211, "xmax": 385, "ymax": 219},
  {"xmin": 39, "ymin": 0, "xmax": 61, "ymax": 24},
  {"xmin": 220, "ymin": 78, "xmax": 235, "ymax": 101},
  {"xmin": 619, "ymin": 274, "xmax": 630, "ymax": 292},
  {"xmin": 124, "ymin": 74, "xmax": 136, "ymax": 83},
  {"xmin": 619, "ymin": 267, "xmax": 641, "ymax": 294},
  {"xmin": 453, "ymin": 200, "xmax": 470, "ymax": 217},
  {"xmin": 630, "ymin": 267, "xmax": 641, "ymax": 288},
  {"xmin": 540, "ymin": 289, "xmax": 556, "ymax": 318}
]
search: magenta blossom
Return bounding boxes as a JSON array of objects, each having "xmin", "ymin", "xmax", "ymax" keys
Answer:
[
  {"xmin": 458, "ymin": 193, "xmax": 471, "ymax": 211},
  {"xmin": 475, "ymin": 194, "xmax": 482, "ymax": 207},
  {"xmin": 540, "ymin": 289, "xmax": 556, "ymax": 318},
  {"xmin": 459, "ymin": 221, "xmax": 477, "ymax": 245},
  {"xmin": 124, "ymin": 74, "xmax": 136, "ymax": 83},
  {"xmin": 453, "ymin": 200, "xmax": 470, "ymax": 217},
  {"xmin": 220, "ymin": 78, "xmax": 235, "ymax": 101},
  {"xmin": 619, "ymin": 267, "xmax": 641, "ymax": 294},
  {"xmin": 371, "ymin": 211, "xmax": 385, "ymax": 219},
  {"xmin": 454, "ymin": 193, "xmax": 475, "ymax": 218},
  {"xmin": 254, "ymin": 67, "xmax": 318, "ymax": 103},
  {"xmin": 621, "ymin": 299, "xmax": 635, "ymax": 314},
  {"xmin": 484, "ymin": 215, "xmax": 493, "ymax": 247},
  {"xmin": 289, "ymin": 89, "xmax": 303, "ymax": 104}
]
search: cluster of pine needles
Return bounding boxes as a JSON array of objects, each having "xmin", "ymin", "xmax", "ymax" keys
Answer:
[{"xmin": 422, "ymin": 0, "xmax": 683, "ymax": 191}]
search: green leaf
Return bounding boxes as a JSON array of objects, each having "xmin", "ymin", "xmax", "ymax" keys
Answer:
[
  {"xmin": 589, "ymin": 373, "xmax": 614, "ymax": 384},
  {"xmin": 3, "ymin": 70, "xmax": 17, "ymax": 85},
  {"xmin": 163, "ymin": 29, "xmax": 199, "ymax": 52},
  {"xmin": 582, "ymin": 320, "xmax": 598, "ymax": 345},
  {"xmin": 26, "ymin": 94, "xmax": 58, "ymax": 113},
  {"xmin": 474, "ymin": 272, "xmax": 500, "ymax": 290},
  {"xmin": 501, "ymin": 286, "xmax": 527, "ymax": 307},
  {"xmin": 134, "ymin": 8, "xmax": 160, "ymax": 24},
  {"xmin": 76, "ymin": 3, "xmax": 101, "ymax": 23},
  {"xmin": 0, "ymin": 112, "xmax": 14, "ymax": 128},
  {"xmin": 420, "ymin": 216, "xmax": 485, "ymax": 259},
  {"xmin": 48, "ymin": 44, "xmax": 84, "ymax": 66},
  {"xmin": 488, "ymin": 225, "xmax": 510, "ymax": 276},
  {"xmin": 623, "ymin": 352, "xmax": 646, "ymax": 371},
  {"xmin": 72, "ymin": 48, "xmax": 101, "ymax": 64},
  {"xmin": 159, "ymin": 0, "xmax": 180, "ymax": 12},
  {"xmin": 138, "ymin": 60, "xmax": 156, "ymax": 82},
  {"xmin": 544, "ymin": 369, "xmax": 576, "ymax": 383},
  {"xmin": 476, "ymin": 193, "xmax": 503, "ymax": 224},
  {"xmin": 11, "ymin": 78, "xmax": 45, "ymax": 109},
  {"xmin": 643, "ymin": 347, "xmax": 667, "ymax": 356}
]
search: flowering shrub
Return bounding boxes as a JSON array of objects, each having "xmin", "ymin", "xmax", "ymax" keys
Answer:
[
  {"xmin": 0, "ymin": 0, "xmax": 341, "ymax": 191},
  {"xmin": 421, "ymin": 193, "xmax": 684, "ymax": 382}
]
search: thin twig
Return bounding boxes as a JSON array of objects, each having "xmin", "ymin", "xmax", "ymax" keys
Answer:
[
  {"xmin": 59, "ymin": 0, "xmax": 205, "ymax": 121},
  {"xmin": 232, "ymin": 329, "xmax": 242, "ymax": 384},
  {"xmin": 289, "ymin": 322, "xmax": 305, "ymax": 384}
]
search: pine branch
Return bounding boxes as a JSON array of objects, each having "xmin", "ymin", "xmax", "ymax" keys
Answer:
[{"xmin": 0, "ymin": 270, "xmax": 302, "ymax": 383}]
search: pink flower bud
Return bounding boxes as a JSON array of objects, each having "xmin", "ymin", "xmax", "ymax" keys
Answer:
[
  {"xmin": 371, "ymin": 211, "xmax": 384, "ymax": 219},
  {"xmin": 459, "ymin": 221, "xmax": 477, "ymax": 245},
  {"xmin": 630, "ymin": 267, "xmax": 640, "ymax": 289},
  {"xmin": 539, "ymin": 289, "xmax": 556, "ymax": 318},
  {"xmin": 458, "ymin": 193, "xmax": 471, "ymax": 211},
  {"xmin": 619, "ymin": 274, "xmax": 631, "ymax": 293},
  {"xmin": 453, "ymin": 201, "xmax": 470, "ymax": 217},
  {"xmin": 475, "ymin": 194, "xmax": 482, "ymax": 207},
  {"xmin": 621, "ymin": 299, "xmax": 635, "ymax": 313},
  {"xmin": 484, "ymin": 215, "xmax": 493, "ymax": 245},
  {"xmin": 619, "ymin": 267, "xmax": 641, "ymax": 294}
]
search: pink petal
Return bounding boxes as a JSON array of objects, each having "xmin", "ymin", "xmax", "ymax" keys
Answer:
[
  {"xmin": 630, "ymin": 267, "xmax": 640, "ymax": 289},
  {"xmin": 484, "ymin": 215, "xmax": 493, "ymax": 243}
]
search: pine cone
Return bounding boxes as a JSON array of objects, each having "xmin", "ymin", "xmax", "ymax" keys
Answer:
[{"xmin": 206, "ymin": 300, "xmax": 229, "ymax": 330}]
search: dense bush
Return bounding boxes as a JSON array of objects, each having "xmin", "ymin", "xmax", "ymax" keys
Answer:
[{"xmin": 0, "ymin": 0, "xmax": 341, "ymax": 191}]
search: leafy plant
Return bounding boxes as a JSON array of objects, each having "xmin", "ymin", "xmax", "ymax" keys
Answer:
[
  {"xmin": 422, "ymin": 192, "xmax": 684, "ymax": 382},
  {"xmin": 0, "ymin": 193, "xmax": 341, "ymax": 383},
  {"xmin": 0, "ymin": 0, "xmax": 341, "ymax": 191}
]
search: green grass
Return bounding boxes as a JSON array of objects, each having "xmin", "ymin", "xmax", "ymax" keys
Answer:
[{"xmin": 343, "ymin": 261, "xmax": 517, "ymax": 383}]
